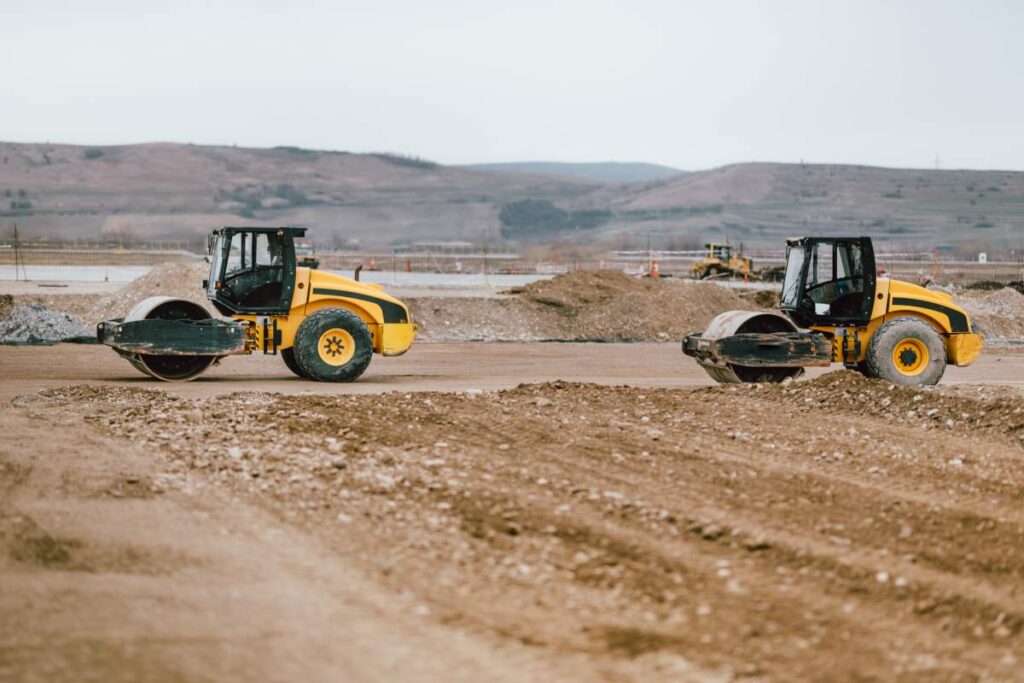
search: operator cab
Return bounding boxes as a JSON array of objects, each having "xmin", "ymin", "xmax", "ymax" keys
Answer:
[
  {"xmin": 779, "ymin": 237, "xmax": 877, "ymax": 327},
  {"xmin": 205, "ymin": 227, "xmax": 302, "ymax": 316},
  {"xmin": 707, "ymin": 243, "xmax": 732, "ymax": 260}
]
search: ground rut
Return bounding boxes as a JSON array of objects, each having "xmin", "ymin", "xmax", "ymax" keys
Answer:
[{"xmin": 39, "ymin": 371, "xmax": 1024, "ymax": 681}]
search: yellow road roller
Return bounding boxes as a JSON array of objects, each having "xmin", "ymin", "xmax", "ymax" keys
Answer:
[
  {"xmin": 97, "ymin": 226, "xmax": 416, "ymax": 381},
  {"xmin": 683, "ymin": 236, "xmax": 983, "ymax": 386}
]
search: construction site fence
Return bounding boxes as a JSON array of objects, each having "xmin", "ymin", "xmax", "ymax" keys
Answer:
[{"xmin": 1, "ymin": 245, "xmax": 1022, "ymax": 286}]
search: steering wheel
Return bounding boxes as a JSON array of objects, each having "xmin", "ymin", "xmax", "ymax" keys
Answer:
[{"xmin": 218, "ymin": 281, "xmax": 236, "ymax": 302}]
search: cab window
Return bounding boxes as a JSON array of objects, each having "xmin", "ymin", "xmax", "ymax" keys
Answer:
[
  {"xmin": 255, "ymin": 232, "xmax": 285, "ymax": 266},
  {"xmin": 804, "ymin": 241, "xmax": 867, "ymax": 317},
  {"xmin": 225, "ymin": 232, "xmax": 248, "ymax": 275}
]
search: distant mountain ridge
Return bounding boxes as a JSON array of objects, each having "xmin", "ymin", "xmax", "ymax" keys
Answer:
[
  {"xmin": 2, "ymin": 140, "xmax": 1022, "ymax": 249},
  {"xmin": 464, "ymin": 161, "xmax": 685, "ymax": 184},
  {"xmin": 570, "ymin": 162, "xmax": 1024, "ymax": 250},
  {"xmin": 0, "ymin": 141, "xmax": 595, "ymax": 244}
]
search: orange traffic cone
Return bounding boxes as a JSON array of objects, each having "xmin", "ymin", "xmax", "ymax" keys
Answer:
[{"xmin": 650, "ymin": 260, "xmax": 660, "ymax": 278}]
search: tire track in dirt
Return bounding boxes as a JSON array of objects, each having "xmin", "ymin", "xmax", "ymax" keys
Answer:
[
  {"xmin": 424, "ymin": 393, "xmax": 1024, "ymax": 677},
  {"xmin": 36, "ymin": 372, "xmax": 1024, "ymax": 681}
]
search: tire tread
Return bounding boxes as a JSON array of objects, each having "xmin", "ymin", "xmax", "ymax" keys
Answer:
[
  {"xmin": 865, "ymin": 317, "xmax": 946, "ymax": 386},
  {"xmin": 293, "ymin": 308, "xmax": 373, "ymax": 382}
]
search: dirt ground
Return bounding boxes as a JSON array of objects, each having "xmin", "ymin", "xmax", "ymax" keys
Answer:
[{"xmin": 2, "ymin": 344, "xmax": 1024, "ymax": 682}]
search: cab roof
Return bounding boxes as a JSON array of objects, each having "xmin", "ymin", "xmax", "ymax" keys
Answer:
[
  {"xmin": 786, "ymin": 236, "xmax": 872, "ymax": 247},
  {"xmin": 213, "ymin": 226, "xmax": 307, "ymax": 237}
]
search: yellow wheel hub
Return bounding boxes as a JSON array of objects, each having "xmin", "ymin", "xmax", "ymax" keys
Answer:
[
  {"xmin": 318, "ymin": 328, "xmax": 356, "ymax": 367},
  {"xmin": 892, "ymin": 338, "xmax": 928, "ymax": 376}
]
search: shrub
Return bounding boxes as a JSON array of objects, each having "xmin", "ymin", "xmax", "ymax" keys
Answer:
[
  {"xmin": 83, "ymin": 148, "xmax": 104, "ymax": 160},
  {"xmin": 568, "ymin": 209, "xmax": 612, "ymax": 229},
  {"xmin": 273, "ymin": 146, "xmax": 315, "ymax": 156},
  {"xmin": 499, "ymin": 199, "xmax": 568, "ymax": 238},
  {"xmin": 273, "ymin": 184, "xmax": 310, "ymax": 205},
  {"xmin": 498, "ymin": 199, "xmax": 611, "ymax": 239},
  {"xmin": 370, "ymin": 152, "xmax": 438, "ymax": 170}
]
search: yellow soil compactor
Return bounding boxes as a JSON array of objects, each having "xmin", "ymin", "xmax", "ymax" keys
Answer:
[
  {"xmin": 683, "ymin": 237, "xmax": 983, "ymax": 386},
  {"xmin": 97, "ymin": 226, "xmax": 416, "ymax": 381}
]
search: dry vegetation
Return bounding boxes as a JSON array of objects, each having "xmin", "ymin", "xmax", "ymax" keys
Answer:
[{"xmin": 4, "ymin": 142, "xmax": 1024, "ymax": 251}]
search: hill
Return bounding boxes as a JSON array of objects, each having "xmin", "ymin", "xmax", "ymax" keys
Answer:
[
  {"xmin": 463, "ymin": 161, "xmax": 684, "ymax": 184},
  {"xmin": 0, "ymin": 142, "xmax": 596, "ymax": 246},
  {"xmin": 3, "ymin": 143, "xmax": 1023, "ymax": 253},
  {"xmin": 573, "ymin": 162, "xmax": 1024, "ymax": 251}
]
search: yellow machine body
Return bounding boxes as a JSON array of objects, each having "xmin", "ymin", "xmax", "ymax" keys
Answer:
[
  {"xmin": 813, "ymin": 277, "xmax": 982, "ymax": 367},
  {"xmin": 684, "ymin": 236, "xmax": 983, "ymax": 387},
  {"xmin": 238, "ymin": 267, "xmax": 417, "ymax": 357},
  {"xmin": 692, "ymin": 243, "xmax": 752, "ymax": 278},
  {"xmin": 98, "ymin": 226, "xmax": 417, "ymax": 382}
]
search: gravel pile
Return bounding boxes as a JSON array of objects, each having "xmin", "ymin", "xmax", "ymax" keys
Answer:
[
  {"xmin": 959, "ymin": 288, "xmax": 1024, "ymax": 341},
  {"xmin": 0, "ymin": 303, "xmax": 95, "ymax": 345}
]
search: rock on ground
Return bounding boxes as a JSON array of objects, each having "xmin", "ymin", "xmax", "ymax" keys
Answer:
[{"xmin": 0, "ymin": 304, "xmax": 95, "ymax": 345}]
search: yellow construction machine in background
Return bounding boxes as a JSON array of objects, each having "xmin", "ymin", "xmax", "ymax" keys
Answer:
[{"xmin": 691, "ymin": 242, "xmax": 752, "ymax": 279}]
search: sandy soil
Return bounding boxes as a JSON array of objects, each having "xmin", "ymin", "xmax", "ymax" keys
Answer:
[
  {"xmin": 1, "ymin": 343, "xmax": 1022, "ymax": 401},
  {"xmin": 2, "ymin": 344, "xmax": 1024, "ymax": 681}
]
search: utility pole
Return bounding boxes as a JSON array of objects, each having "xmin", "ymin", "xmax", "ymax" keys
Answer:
[
  {"xmin": 646, "ymin": 232, "xmax": 651, "ymax": 276},
  {"xmin": 482, "ymin": 228, "xmax": 489, "ymax": 286},
  {"xmin": 12, "ymin": 222, "xmax": 24, "ymax": 281}
]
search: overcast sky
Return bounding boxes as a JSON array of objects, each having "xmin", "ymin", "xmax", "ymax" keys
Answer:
[{"xmin": 3, "ymin": 0, "xmax": 1022, "ymax": 170}]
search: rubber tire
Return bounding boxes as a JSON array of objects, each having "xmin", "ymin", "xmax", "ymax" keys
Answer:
[
  {"xmin": 281, "ymin": 347, "xmax": 307, "ymax": 378},
  {"xmin": 865, "ymin": 317, "xmax": 946, "ymax": 386},
  {"xmin": 293, "ymin": 308, "xmax": 373, "ymax": 382}
]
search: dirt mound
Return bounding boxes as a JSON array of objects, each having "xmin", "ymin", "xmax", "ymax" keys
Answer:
[
  {"xmin": 959, "ymin": 288, "xmax": 1024, "ymax": 341},
  {"xmin": 406, "ymin": 297, "xmax": 553, "ymax": 342},
  {"xmin": 519, "ymin": 270, "xmax": 646, "ymax": 308},
  {"xmin": 41, "ymin": 377, "xmax": 1024, "ymax": 680},
  {"xmin": 0, "ymin": 304, "xmax": 94, "ymax": 345},
  {"xmin": 739, "ymin": 289, "xmax": 779, "ymax": 308},
  {"xmin": 515, "ymin": 270, "xmax": 755, "ymax": 341},
  {"xmin": 752, "ymin": 369, "xmax": 1024, "ymax": 440},
  {"xmin": 85, "ymin": 262, "xmax": 210, "ymax": 323},
  {"xmin": 410, "ymin": 272, "xmax": 759, "ymax": 342}
]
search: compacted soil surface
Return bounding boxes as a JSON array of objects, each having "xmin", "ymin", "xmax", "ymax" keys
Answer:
[{"xmin": 4, "ymin": 364, "xmax": 1024, "ymax": 681}]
